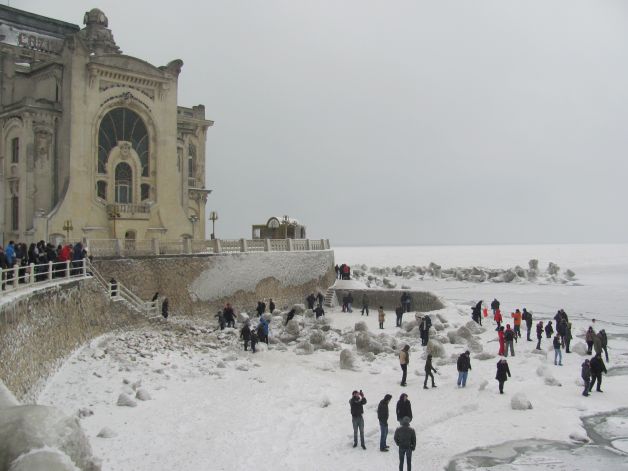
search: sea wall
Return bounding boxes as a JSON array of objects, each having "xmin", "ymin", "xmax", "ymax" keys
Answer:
[
  {"xmin": 334, "ymin": 288, "xmax": 444, "ymax": 312},
  {"xmin": 0, "ymin": 279, "xmax": 146, "ymax": 401},
  {"xmin": 91, "ymin": 250, "xmax": 336, "ymax": 316}
]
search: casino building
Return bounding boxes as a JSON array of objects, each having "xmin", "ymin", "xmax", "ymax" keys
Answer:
[{"xmin": 0, "ymin": 5, "xmax": 213, "ymax": 246}]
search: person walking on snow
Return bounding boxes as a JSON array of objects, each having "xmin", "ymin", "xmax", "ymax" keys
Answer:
[
  {"xmin": 564, "ymin": 322, "xmax": 573, "ymax": 353},
  {"xmin": 240, "ymin": 322, "xmax": 251, "ymax": 351},
  {"xmin": 378, "ymin": 306, "xmax": 386, "ymax": 329},
  {"xmin": 536, "ymin": 321, "xmax": 544, "ymax": 350},
  {"xmin": 377, "ymin": 394, "xmax": 393, "ymax": 452},
  {"xmin": 395, "ymin": 305, "xmax": 404, "ymax": 327},
  {"xmin": 399, "ymin": 345, "xmax": 410, "ymax": 386},
  {"xmin": 394, "ymin": 416, "xmax": 416, "ymax": 471},
  {"xmin": 545, "ymin": 320, "xmax": 554, "ymax": 339},
  {"xmin": 349, "ymin": 390, "xmax": 367, "ymax": 449},
  {"xmin": 589, "ymin": 353, "xmax": 607, "ymax": 393},
  {"xmin": 497, "ymin": 326, "xmax": 505, "ymax": 356},
  {"xmin": 491, "ymin": 298, "xmax": 500, "ymax": 315},
  {"xmin": 523, "ymin": 308, "xmax": 533, "ymax": 341},
  {"xmin": 495, "ymin": 358, "xmax": 511, "ymax": 394},
  {"xmin": 553, "ymin": 335, "xmax": 563, "ymax": 366},
  {"xmin": 424, "ymin": 354, "xmax": 438, "ymax": 389},
  {"xmin": 395, "ymin": 393, "xmax": 413, "ymax": 423},
  {"xmin": 494, "ymin": 309, "xmax": 503, "ymax": 331},
  {"xmin": 457, "ymin": 351, "xmax": 472, "ymax": 387},
  {"xmin": 511, "ymin": 309, "xmax": 522, "ymax": 340},
  {"xmin": 504, "ymin": 324, "xmax": 515, "ymax": 357},
  {"xmin": 599, "ymin": 329, "xmax": 609, "ymax": 362},
  {"xmin": 581, "ymin": 359, "xmax": 591, "ymax": 396},
  {"xmin": 585, "ymin": 326, "xmax": 595, "ymax": 354},
  {"xmin": 361, "ymin": 293, "xmax": 369, "ymax": 316}
]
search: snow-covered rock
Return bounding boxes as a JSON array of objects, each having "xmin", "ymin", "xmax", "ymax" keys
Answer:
[
  {"xmin": 339, "ymin": 349, "xmax": 357, "ymax": 370},
  {"xmin": 116, "ymin": 393, "xmax": 137, "ymax": 407},
  {"xmin": 572, "ymin": 342, "xmax": 588, "ymax": 356},
  {"xmin": 354, "ymin": 321, "xmax": 368, "ymax": 332},
  {"xmin": 97, "ymin": 427, "xmax": 118, "ymax": 438},
  {"xmin": 309, "ymin": 331, "xmax": 324, "ymax": 345},
  {"xmin": 285, "ymin": 319, "xmax": 300, "ymax": 336},
  {"xmin": 135, "ymin": 389, "xmax": 152, "ymax": 401},
  {"xmin": 426, "ymin": 339, "xmax": 446, "ymax": 358},
  {"xmin": 511, "ymin": 392, "xmax": 533, "ymax": 410}
]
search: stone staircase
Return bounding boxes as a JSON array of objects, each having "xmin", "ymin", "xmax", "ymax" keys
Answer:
[{"xmin": 324, "ymin": 287, "xmax": 337, "ymax": 307}]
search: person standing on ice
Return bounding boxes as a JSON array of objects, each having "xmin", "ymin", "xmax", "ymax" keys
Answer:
[
  {"xmin": 215, "ymin": 310, "xmax": 226, "ymax": 330},
  {"xmin": 240, "ymin": 322, "xmax": 251, "ymax": 351},
  {"xmin": 424, "ymin": 354, "xmax": 438, "ymax": 389},
  {"xmin": 378, "ymin": 306, "xmax": 386, "ymax": 329},
  {"xmin": 493, "ymin": 308, "xmax": 502, "ymax": 331},
  {"xmin": 599, "ymin": 329, "xmax": 609, "ymax": 362},
  {"xmin": 491, "ymin": 298, "xmax": 500, "ymax": 315},
  {"xmin": 285, "ymin": 308, "xmax": 296, "ymax": 326},
  {"xmin": 317, "ymin": 292, "xmax": 324, "ymax": 308},
  {"xmin": 161, "ymin": 298, "xmax": 169, "ymax": 319},
  {"xmin": 593, "ymin": 331, "xmax": 603, "ymax": 356},
  {"xmin": 395, "ymin": 393, "xmax": 413, "ymax": 423},
  {"xmin": 504, "ymin": 324, "xmax": 515, "ymax": 357},
  {"xmin": 361, "ymin": 293, "xmax": 369, "ymax": 316},
  {"xmin": 553, "ymin": 335, "xmax": 563, "ymax": 366},
  {"xmin": 399, "ymin": 345, "xmax": 410, "ymax": 386},
  {"xmin": 347, "ymin": 292, "xmax": 354, "ymax": 312},
  {"xmin": 306, "ymin": 293, "xmax": 316, "ymax": 310},
  {"xmin": 223, "ymin": 303, "xmax": 236, "ymax": 328},
  {"xmin": 335, "ymin": 264, "xmax": 340, "ymax": 279},
  {"xmin": 536, "ymin": 321, "xmax": 544, "ymax": 350},
  {"xmin": 545, "ymin": 320, "xmax": 554, "ymax": 339},
  {"xmin": 377, "ymin": 394, "xmax": 393, "ymax": 452},
  {"xmin": 395, "ymin": 305, "xmax": 404, "ymax": 327},
  {"xmin": 457, "ymin": 351, "xmax": 472, "ymax": 387},
  {"xmin": 511, "ymin": 309, "xmax": 522, "ymax": 340},
  {"xmin": 564, "ymin": 322, "xmax": 573, "ymax": 353},
  {"xmin": 250, "ymin": 329, "xmax": 258, "ymax": 353},
  {"xmin": 472, "ymin": 300, "xmax": 483, "ymax": 325},
  {"xmin": 268, "ymin": 298, "xmax": 275, "ymax": 313},
  {"xmin": 394, "ymin": 416, "xmax": 416, "ymax": 471},
  {"xmin": 497, "ymin": 326, "xmax": 505, "ymax": 356},
  {"xmin": 314, "ymin": 305, "xmax": 325, "ymax": 319},
  {"xmin": 589, "ymin": 353, "xmax": 607, "ymax": 393},
  {"xmin": 581, "ymin": 359, "xmax": 591, "ymax": 396},
  {"xmin": 258, "ymin": 317, "xmax": 269, "ymax": 345},
  {"xmin": 401, "ymin": 292, "xmax": 411, "ymax": 313},
  {"xmin": 523, "ymin": 308, "xmax": 533, "ymax": 341},
  {"xmin": 349, "ymin": 390, "xmax": 367, "ymax": 449},
  {"xmin": 419, "ymin": 316, "xmax": 430, "ymax": 346},
  {"xmin": 495, "ymin": 358, "xmax": 511, "ymax": 394},
  {"xmin": 585, "ymin": 326, "xmax": 595, "ymax": 354}
]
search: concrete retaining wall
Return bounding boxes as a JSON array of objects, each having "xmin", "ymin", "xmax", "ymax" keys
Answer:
[
  {"xmin": 335, "ymin": 288, "xmax": 444, "ymax": 312},
  {"xmin": 0, "ymin": 279, "xmax": 147, "ymax": 401},
  {"xmin": 92, "ymin": 250, "xmax": 336, "ymax": 315}
]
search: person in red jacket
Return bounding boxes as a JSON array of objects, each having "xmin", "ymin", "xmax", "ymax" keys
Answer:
[
  {"xmin": 494, "ymin": 309, "xmax": 503, "ymax": 331},
  {"xmin": 497, "ymin": 326, "xmax": 505, "ymax": 356}
]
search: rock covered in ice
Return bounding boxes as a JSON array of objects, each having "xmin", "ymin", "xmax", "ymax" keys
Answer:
[
  {"xmin": 296, "ymin": 341, "xmax": 314, "ymax": 355},
  {"xmin": 339, "ymin": 349, "xmax": 357, "ymax": 370},
  {"xmin": 547, "ymin": 262, "xmax": 560, "ymax": 275},
  {"xmin": 292, "ymin": 304, "xmax": 306, "ymax": 315},
  {"xmin": 511, "ymin": 392, "xmax": 533, "ymax": 410},
  {"xmin": 572, "ymin": 342, "xmax": 588, "ymax": 356},
  {"xmin": 237, "ymin": 311, "xmax": 250, "ymax": 323},
  {"xmin": 426, "ymin": 339, "xmax": 446, "ymax": 358},
  {"xmin": 9, "ymin": 447, "xmax": 83, "ymax": 471},
  {"xmin": 135, "ymin": 389, "xmax": 152, "ymax": 401},
  {"xmin": 309, "ymin": 330, "xmax": 324, "ymax": 345},
  {"xmin": 354, "ymin": 321, "xmax": 368, "ymax": 332},
  {"xmin": 97, "ymin": 427, "xmax": 117, "ymax": 438},
  {"xmin": 285, "ymin": 319, "xmax": 300, "ymax": 336},
  {"xmin": 116, "ymin": 393, "xmax": 137, "ymax": 407}
]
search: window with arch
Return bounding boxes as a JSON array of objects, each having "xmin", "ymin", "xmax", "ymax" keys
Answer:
[
  {"xmin": 115, "ymin": 162, "xmax": 133, "ymax": 203},
  {"xmin": 98, "ymin": 107, "xmax": 149, "ymax": 176},
  {"xmin": 11, "ymin": 195, "xmax": 19, "ymax": 230}
]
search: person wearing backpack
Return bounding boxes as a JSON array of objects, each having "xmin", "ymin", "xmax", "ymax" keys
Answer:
[{"xmin": 504, "ymin": 324, "xmax": 515, "ymax": 357}]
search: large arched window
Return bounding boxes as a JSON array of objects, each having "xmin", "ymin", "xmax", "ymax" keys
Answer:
[
  {"xmin": 98, "ymin": 108, "xmax": 149, "ymax": 176},
  {"xmin": 115, "ymin": 162, "xmax": 133, "ymax": 203}
]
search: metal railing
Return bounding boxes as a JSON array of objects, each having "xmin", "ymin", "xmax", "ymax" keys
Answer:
[
  {"xmin": 84, "ymin": 238, "xmax": 330, "ymax": 258},
  {"xmin": 0, "ymin": 258, "xmax": 88, "ymax": 297}
]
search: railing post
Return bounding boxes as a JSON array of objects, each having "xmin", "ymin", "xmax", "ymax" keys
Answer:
[
  {"xmin": 29, "ymin": 263, "xmax": 36, "ymax": 284},
  {"xmin": 13, "ymin": 266, "xmax": 18, "ymax": 289},
  {"xmin": 287, "ymin": 238, "xmax": 293, "ymax": 251},
  {"xmin": 82, "ymin": 259, "xmax": 87, "ymax": 276},
  {"xmin": 152, "ymin": 238, "xmax": 160, "ymax": 255},
  {"xmin": 240, "ymin": 239, "xmax": 247, "ymax": 252},
  {"xmin": 264, "ymin": 238, "xmax": 271, "ymax": 252},
  {"xmin": 306, "ymin": 239, "xmax": 311, "ymax": 250},
  {"xmin": 48, "ymin": 261, "xmax": 53, "ymax": 280},
  {"xmin": 65, "ymin": 260, "xmax": 71, "ymax": 278},
  {"xmin": 320, "ymin": 238, "xmax": 326, "ymax": 250},
  {"xmin": 326, "ymin": 239, "xmax": 330, "ymax": 249},
  {"xmin": 213, "ymin": 238, "xmax": 222, "ymax": 254}
]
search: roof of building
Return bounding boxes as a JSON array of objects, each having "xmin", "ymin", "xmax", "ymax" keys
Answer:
[{"xmin": 0, "ymin": 5, "xmax": 80, "ymax": 38}]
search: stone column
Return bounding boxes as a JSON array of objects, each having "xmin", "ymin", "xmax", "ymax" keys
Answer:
[
  {"xmin": 240, "ymin": 239, "xmax": 247, "ymax": 252},
  {"xmin": 213, "ymin": 238, "xmax": 222, "ymax": 254},
  {"xmin": 264, "ymin": 238, "xmax": 271, "ymax": 252},
  {"xmin": 287, "ymin": 239, "xmax": 293, "ymax": 251}
]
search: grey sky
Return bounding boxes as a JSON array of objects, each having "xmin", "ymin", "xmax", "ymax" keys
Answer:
[{"xmin": 14, "ymin": 0, "xmax": 628, "ymax": 245}]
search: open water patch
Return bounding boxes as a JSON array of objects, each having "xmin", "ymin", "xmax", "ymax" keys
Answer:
[{"xmin": 446, "ymin": 408, "xmax": 628, "ymax": 470}]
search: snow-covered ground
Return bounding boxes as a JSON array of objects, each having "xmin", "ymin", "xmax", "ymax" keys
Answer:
[{"xmin": 37, "ymin": 244, "xmax": 628, "ymax": 470}]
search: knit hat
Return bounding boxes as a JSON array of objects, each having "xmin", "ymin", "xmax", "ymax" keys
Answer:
[{"xmin": 400, "ymin": 416, "xmax": 411, "ymax": 425}]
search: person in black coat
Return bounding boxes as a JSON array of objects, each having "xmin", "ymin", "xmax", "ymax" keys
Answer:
[
  {"xmin": 349, "ymin": 390, "xmax": 367, "ymax": 449},
  {"xmin": 269, "ymin": 298, "xmax": 276, "ymax": 313},
  {"xmin": 395, "ymin": 393, "xmax": 412, "ymax": 423},
  {"xmin": 424, "ymin": 354, "xmax": 438, "ymax": 389},
  {"xmin": 377, "ymin": 394, "xmax": 393, "ymax": 451},
  {"xmin": 599, "ymin": 329, "xmax": 609, "ymax": 362},
  {"xmin": 285, "ymin": 308, "xmax": 296, "ymax": 326},
  {"xmin": 314, "ymin": 305, "xmax": 325, "ymax": 319},
  {"xmin": 495, "ymin": 359, "xmax": 511, "ymax": 394},
  {"xmin": 457, "ymin": 351, "xmax": 472, "ymax": 387},
  {"xmin": 545, "ymin": 321, "xmax": 554, "ymax": 339},
  {"xmin": 581, "ymin": 359, "xmax": 591, "ymax": 396},
  {"xmin": 490, "ymin": 298, "xmax": 500, "ymax": 315},
  {"xmin": 536, "ymin": 321, "xmax": 544, "ymax": 350},
  {"xmin": 306, "ymin": 293, "xmax": 316, "ymax": 309},
  {"xmin": 161, "ymin": 298, "xmax": 169, "ymax": 319},
  {"xmin": 256, "ymin": 301, "xmax": 265, "ymax": 317},
  {"xmin": 471, "ymin": 301, "xmax": 483, "ymax": 325},
  {"xmin": 240, "ymin": 323, "xmax": 251, "ymax": 350},
  {"xmin": 317, "ymin": 292, "xmax": 324, "ymax": 307},
  {"xmin": 589, "ymin": 354, "xmax": 607, "ymax": 393},
  {"xmin": 523, "ymin": 308, "xmax": 533, "ymax": 341},
  {"xmin": 223, "ymin": 303, "xmax": 236, "ymax": 328}
]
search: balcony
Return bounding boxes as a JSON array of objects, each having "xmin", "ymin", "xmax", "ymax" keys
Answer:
[{"xmin": 106, "ymin": 203, "xmax": 151, "ymax": 220}]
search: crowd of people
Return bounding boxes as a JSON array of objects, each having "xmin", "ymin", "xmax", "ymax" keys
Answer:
[
  {"xmin": 0, "ymin": 240, "xmax": 88, "ymax": 289},
  {"xmin": 335, "ymin": 263, "xmax": 351, "ymax": 280}
]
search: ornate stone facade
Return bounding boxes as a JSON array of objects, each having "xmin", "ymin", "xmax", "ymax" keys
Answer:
[{"xmin": 0, "ymin": 5, "xmax": 213, "ymax": 245}]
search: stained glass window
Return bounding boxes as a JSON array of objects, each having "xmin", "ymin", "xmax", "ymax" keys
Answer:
[{"xmin": 98, "ymin": 108, "xmax": 149, "ymax": 176}]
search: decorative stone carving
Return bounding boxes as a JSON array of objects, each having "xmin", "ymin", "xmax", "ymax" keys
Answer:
[
  {"xmin": 118, "ymin": 141, "xmax": 131, "ymax": 160},
  {"xmin": 79, "ymin": 8, "xmax": 121, "ymax": 54}
]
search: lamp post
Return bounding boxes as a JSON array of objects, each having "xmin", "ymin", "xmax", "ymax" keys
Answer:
[
  {"xmin": 188, "ymin": 214, "xmax": 199, "ymax": 239},
  {"xmin": 62, "ymin": 219, "xmax": 73, "ymax": 242},
  {"xmin": 209, "ymin": 211, "xmax": 218, "ymax": 240},
  {"xmin": 107, "ymin": 206, "xmax": 121, "ymax": 238}
]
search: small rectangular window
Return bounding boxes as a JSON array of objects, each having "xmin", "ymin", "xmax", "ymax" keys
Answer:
[
  {"xmin": 11, "ymin": 196, "xmax": 18, "ymax": 230},
  {"xmin": 11, "ymin": 138, "xmax": 19, "ymax": 163},
  {"xmin": 97, "ymin": 181, "xmax": 107, "ymax": 200}
]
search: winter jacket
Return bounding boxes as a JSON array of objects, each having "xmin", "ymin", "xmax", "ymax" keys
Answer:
[
  {"xmin": 545, "ymin": 323, "xmax": 554, "ymax": 337},
  {"xmin": 399, "ymin": 349, "xmax": 409, "ymax": 365},
  {"xmin": 223, "ymin": 307, "xmax": 235, "ymax": 322},
  {"xmin": 425, "ymin": 357, "xmax": 437, "ymax": 373},
  {"xmin": 378, "ymin": 308, "xmax": 385, "ymax": 322},
  {"xmin": 599, "ymin": 331, "xmax": 608, "ymax": 348},
  {"xmin": 553, "ymin": 337, "xmax": 561, "ymax": 349},
  {"xmin": 457, "ymin": 354, "xmax": 471, "ymax": 372},
  {"xmin": 504, "ymin": 329, "xmax": 514, "ymax": 342},
  {"xmin": 512, "ymin": 311, "xmax": 522, "ymax": 326},
  {"xmin": 523, "ymin": 309, "xmax": 532, "ymax": 326},
  {"xmin": 394, "ymin": 421, "xmax": 416, "ymax": 450},
  {"xmin": 396, "ymin": 399, "xmax": 413, "ymax": 422},
  {"xmin": 593, "ymin": 335, "xmax": 602, "ymax": 354},
  {"xmin": 258, "ymin": 318, "xmax": 269, "ymax": 335},
  {"xmin": 349, "ymin": 396, "xmax": 367, "ymax": 416},
  {"xmin": 494, "ymin": 312, "xmax": 503, "ymax": 323},
  {"xmin": 491, "ymin": 299, "xmax": 500, "ymax": 310},
  {"xmin": 377, "ymin": 399, "xmax": 389, "ymax": 424},
  {"xmin": 581, "ymin": 361, "xmax": 591, "ymax": 380},
  {"xmin": 5, "ymin": 244, "xmax": 15, "ymax": 266},
  {"xmin": 240, "ymin": 325, "xmax": 251, "ymax": 341},
  {"xmin": 536, "ymin": 322, "xmax": 544, "ymax": 339},
  {"xmin": 498, "ymin": 330, "xmax": 505, "ymax": 346},
  {"xmin": 362, "ymin": 294, "xmax": 369, "ymax": 307},
  {"xmin": 495, "ymin": 361, "xmax": 511, "ymax": 382},
  {"xmin": 590, "ymin": 356, "xmax": 607, "ymax": 375}
]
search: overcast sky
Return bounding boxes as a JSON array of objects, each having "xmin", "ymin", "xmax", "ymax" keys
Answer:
[{"xmin": 13, "ymin": 0, "xmax": 628, "ymax": 245}]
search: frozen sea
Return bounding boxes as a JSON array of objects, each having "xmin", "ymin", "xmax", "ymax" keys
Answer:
[{"xmin": 37, "ymin": 243, "xmax": 628, "ymax": 470}]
